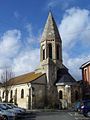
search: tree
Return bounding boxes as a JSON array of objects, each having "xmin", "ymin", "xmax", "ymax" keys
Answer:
[{"xmin": 1, "ymin": 67, "xmax": 15, "ymax": 102}]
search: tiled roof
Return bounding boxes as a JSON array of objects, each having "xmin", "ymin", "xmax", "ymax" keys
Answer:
[{"xmin": 7, "ymin": 72, "xmax": 44, "ymax": 85}]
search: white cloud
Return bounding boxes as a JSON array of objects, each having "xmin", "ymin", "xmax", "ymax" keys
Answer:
[
  {"xmin": 0, "ymin": 23, "xmax": 41, "ymax": 78},
  {"xmin": 59, "ymin": 7, "xmax": 90, "ymax": 49},
  {"xmin": 63, "ymin": 52, "xmax": 90, "ymax": 80},
  {"xmin": 13, "ymin": 49, "xmax": 40, "ymax": 76},
  {"xmin": 25, "ymin": 23, "xmax": 40, "ymax": 48},
  {"xmin": 0, "ymin": 58, "xmax": 12, "ymax": 69},
  {"xmin": 0, "ymin": 29, "xmax": 21, "ymax": 70},
  {"xmin": 12, "ymin": 24, "xmax": 40, "ymax": 75},
  {"xmin": 59, "ymin": 7, "xmax": 90, "ymax": 80},
  {"xmin": 26, "ymin": 24, "xmax": 35, "ymax": 45},
  {"xmin": 0, "ymin": 29, "xmax": 21, "ymax": 58},
  {"xmin": 47, "ymin": 0, "xmax": 74, "ymax": 10}
]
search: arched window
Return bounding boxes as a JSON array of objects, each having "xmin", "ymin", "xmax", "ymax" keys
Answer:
[
  {"xmin": 2, "ymin": 91, "xmax": 4, "ymax": 98},
  {"xmin": 84, "ymin": 69, "xmax": 87, "ymax": 81},
  {"xmin": 10, "ymin": 90, "xmax": 13, "ymax": 99},
  {"xmin": 56, "ymin": 45, "xmax": 59, "ymax": 60},
  {"xmin": 21, "ymin": 89, "xmax": 24, "ymax": 98},
  {"xmin": 59, "ymin": 90, "xmax": 63, "ymax": 99},
  {"xmin": 48, "ymin": 43, "xmax": 52, "ymax": 59},
  {"xmin": 43, "ymin": 49, "xmax": 45, "ymax": 60}
]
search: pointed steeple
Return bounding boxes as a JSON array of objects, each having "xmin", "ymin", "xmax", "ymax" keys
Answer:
[{"xmin": 41, "ymin": 11, "xmax": 61, "ymax": 42}]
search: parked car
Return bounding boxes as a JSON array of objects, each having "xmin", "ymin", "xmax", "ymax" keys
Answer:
[
  {"xmin": 2, "ymin": 103, "xmax": 22, "ymax": 114},
  {"xmin": 80, "ymin": 100, "xmax": 90, "ymax": 117},
  {"xmin": 7, "ymin": 103, "xmax": 26, "ymax": 113},
  {"xmin": 0, "ymin": 104, "xmax": 15, "ymax": 120},
  {"xmin": 0, "ymin": 103, "xmax": 25, "ymax": 119}
]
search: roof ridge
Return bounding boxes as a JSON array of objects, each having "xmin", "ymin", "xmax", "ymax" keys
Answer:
[
  {"xmin": 6, "ymin": 72, "xmax": 44, "ymax": 86},
  {"xmin": 12, "ymin": 71, "xmax": 35, "ymax": 79}
]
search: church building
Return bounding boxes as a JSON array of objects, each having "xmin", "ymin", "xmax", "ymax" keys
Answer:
[{"xmin": 0, "ymin": 12, "xmax": 82, "ymax": 109}]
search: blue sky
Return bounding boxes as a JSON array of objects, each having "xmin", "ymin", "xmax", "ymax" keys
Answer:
[{"xmin": 0, "ymin": 0, "xmax": 90, "ymax": 80}]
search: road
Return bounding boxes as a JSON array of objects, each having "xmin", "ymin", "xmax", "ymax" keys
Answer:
[{"xmin": 22, "ymin": 111, "xmax": 90, "ymax": 120}]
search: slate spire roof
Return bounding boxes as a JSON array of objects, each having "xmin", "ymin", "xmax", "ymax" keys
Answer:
[{"xmin": 41, "ymin": 11, "xmax": 61, "ymax": 42}]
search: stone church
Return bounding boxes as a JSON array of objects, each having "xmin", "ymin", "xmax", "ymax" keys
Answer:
[{"xmin": 0, "ymin": 12, "xmax": 82, "ymax": 109}]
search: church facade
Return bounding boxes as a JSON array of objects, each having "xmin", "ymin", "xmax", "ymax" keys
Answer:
[{"xmin": 0, "ymin": 12, "xmax": 82, "ymax": 109}]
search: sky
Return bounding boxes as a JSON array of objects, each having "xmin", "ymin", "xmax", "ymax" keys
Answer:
[{"xmin": 0, "ymin": 0, "xmax": 90, "ymax": 80}]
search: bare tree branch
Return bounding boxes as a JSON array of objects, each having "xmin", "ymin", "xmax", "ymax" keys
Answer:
[{"xmin": 0, "ymin": 67, "xmax": 15, "ymax": 102}]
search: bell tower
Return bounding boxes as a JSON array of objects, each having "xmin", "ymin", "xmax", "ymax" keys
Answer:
[
  {"xmin": 40, "ymin": 12, "xmax": 62, "ymax": 66},
  {"xmin": 39, "ymin": 12, "xmax": 63, "ymax": 85}
]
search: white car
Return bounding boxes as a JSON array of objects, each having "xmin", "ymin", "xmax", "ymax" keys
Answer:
[
  {"xmin": 0, "ymin": 104, "xmax": 15, "ymax": 120},
  {"xmin": 7, "ymin": 103, "xmax": 26, "ymax": 113}
]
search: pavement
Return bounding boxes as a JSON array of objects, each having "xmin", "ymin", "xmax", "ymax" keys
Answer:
[
  {"xmin": 26, "ymin": 108, "xmax": 72, "ymax": 113},
  {"xmin": 24, "ymin": 109, "xmax": 90, "ymax": 120}
]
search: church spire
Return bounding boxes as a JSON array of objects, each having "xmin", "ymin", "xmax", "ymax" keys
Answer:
[
  {"xmin": 41, "ymin": 11, "xmax": 61, "ymax": 42},
  {"xmin": 40, "ymin": 12, "xmax": 62, "ymax": 65}
]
